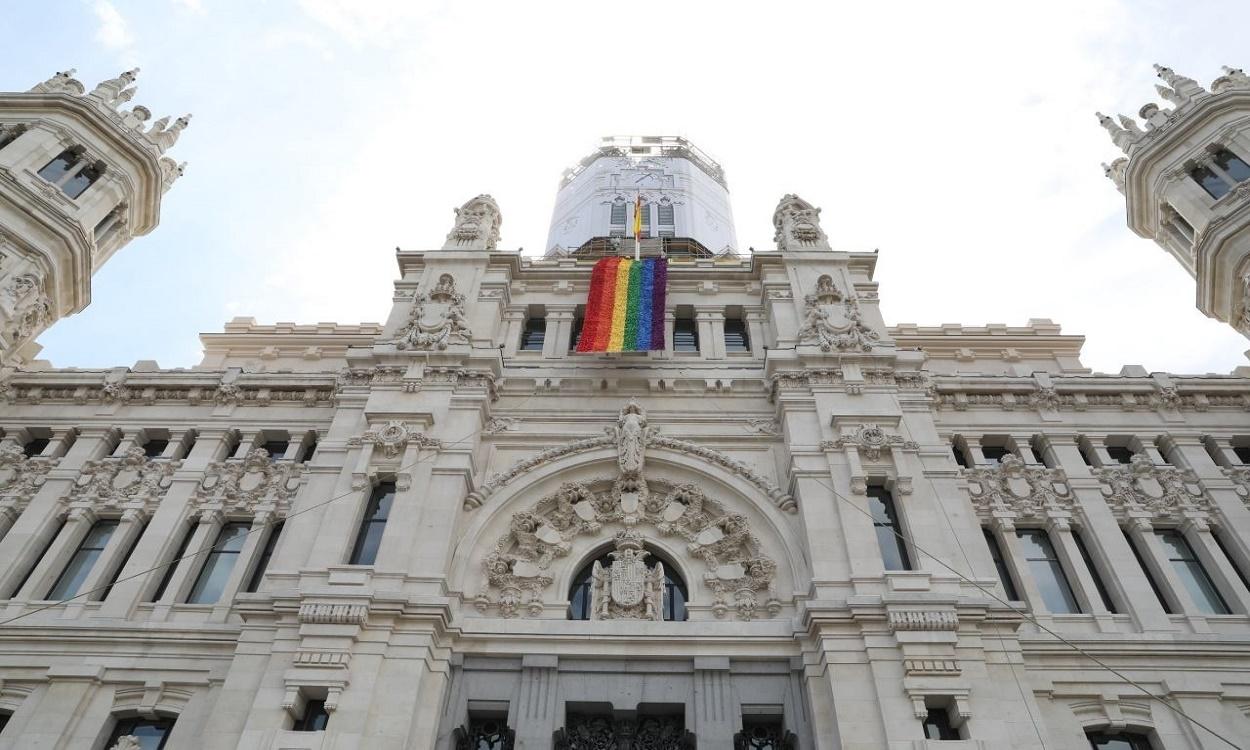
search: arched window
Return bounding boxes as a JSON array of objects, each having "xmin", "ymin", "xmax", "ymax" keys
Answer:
[
  {"xmin": 568, "ymin": 547, "xmax": 688, "ymax": 621},
  {"xmin": 1086, "ymin": 729, "xmax": 1154, "ymax": 750}
]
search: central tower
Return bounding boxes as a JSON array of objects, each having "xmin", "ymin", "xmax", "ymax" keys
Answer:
[{"xmin": 545, "ymin": 135, "xmax": 738, "ymax": 258}]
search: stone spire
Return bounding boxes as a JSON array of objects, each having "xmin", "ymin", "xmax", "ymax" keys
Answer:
[
  {"xmin": 1212, "ymin": 65, "xmax": 1250, "ymax": 93},
  {"xmin": 1096, "ymin": 112, "xmax": 1139, "ymax": 153},
  {"xmin": 1153, "ymin": 64, "xmax": 1206, "ymax": 105}
]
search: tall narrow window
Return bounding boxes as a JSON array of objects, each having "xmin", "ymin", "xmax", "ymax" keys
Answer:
[
  {"xmin": 106, "ymin": 717, "xmax": 175, "ymax": 750},
  {"xmin": 23, "ymin": 437, "xmax": 49, "ymax": 458},
  {"xmin": 1016, "ymin": 529, "xmax": 1080, "ymax": 613},
  {"xmin": 1105, "ymin": 446, "xmax": 1135, "ymax": 464},
  {"xmin": 921, "ymin": 708, "xmax": 960, "ymax": 740},
  {"xmin": 1074, "ymin": 531, "xmax": 1117, "ymax": 613},
  {"xmin": 1087, "ymin": 730, "xmax": 1154, "ymax": 750},
  {"xmin": 100, "ymin": 522, "xmax": 147, "ymax": 600},
  {"xmin": 1191, "ymin": 164, "xmax": 1230, "ymax": 199},
  {"xmin": 723, "ymin": 316, "xmax": 750, "ymax": 352},
  {"xmin": 150, "ymin": 524, "xmax": 194, "ymax": 602},
  {"xmin": 61, "ymin": 160, "xmax": 103, "ymax": 199},
  {"xmin": 8, "ymin": 519, "xmax": 63, "ymax": 599},
  {"xmin": 185, "ymin": 522, "xmax": 250, "ymax": 604},
  {"xmin": 299, "ymin": 439, "xmax": 317, "ymax": 463},
  {"xmin": 1213, "ymin": 148, "xmax": 1250, "ymax": 183},
  {"xmin": 245, "ymin": 522, "xmax": 283, "ymax": 593},
  {"xmin": 293, "ymin": 700, "xmax": 330, "ymax": 732},
  {"xmin": 569, "ymin": 312, "xmax": 584, "ymax": 352},
  {"xmin": 1155, "ymin": 530, "xmax": 1231, "ymax": 615},
  {"xmin": 1212, "ymin": 530, "xmax": 1250, "ymax": 593},
  {"xmin": 520, "ymin": 316, "xmax": 546, "ymax": 351},
  {"xmin": 349, "ymin": 482, "xmax": 396, "ymax": 565},
  {"xmin": 657, "ymin": 200, "xmax": 674, "ymax": 226},
  {"xmin": 37, "ymin": 149, "xmax": 79, "ymax": 184},
  {"xmin": 0, "ymin": 711, "xmax": 8, "ymax": 734},
  {"xmin": 610, "ymin": 201, "xmax": 627, "ymax": 225},
  {"xmin": 951, "ymin": 441, "xmax": 971, "ymax": 468},
  {"xmin": 1123, "ymin": 529, "xmax": 1172, "ymax": 614},
  {"xmin": 673, "ymin": 314, "xmax": 698, "ymax": 352},
  {"xmin": 983, "ymin": 528, "xmax": 1020, "ymax": 600},
  {"xmin": 46, "ymin": 520, "xmax": 118, "ymax": 600},
  {"xmin": 868, "ymin": 486, "xmax": 912, "ymax": 571}
]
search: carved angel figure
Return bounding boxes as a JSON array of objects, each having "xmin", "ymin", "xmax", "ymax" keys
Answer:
[{"xmin": 613, "ymin": 400, "xmax": 649, "ymax": 477}]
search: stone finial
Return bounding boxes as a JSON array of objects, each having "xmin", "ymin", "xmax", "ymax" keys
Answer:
[
  {"xmin": 148, "ymin": 114, "xmax": 191, "ymax": 153},
  {"xmin": 772, "ymin": 193, "xmax": 829, "ymax": 251},
  {"xmin": 442, "ymin": 194, "xmax": 502, "ymax": 251},
  {"xmin": 1117, "ymin": 114, "xmax": 1145, "ymax": 137},
  {"xmin": 1138, "ymin": 102, "xmax": 1170, "ymax": 130},
  {"xmin": 1103, "ymin": 158, "xmax": 1128, "ymax": 193},
  {"xmin": 89, "ymin": 68, "xmax": 140, "ymax": 106},
  {"xmin": 1155, "ymin": 84, "xmax": 1184, "ymax": 108},
  {"xmin": 159, "ymin": 158, "xmax": 187, "ymax": 193},
  {"xmin": 1096, "ymin": 112, "xmax": 1138, "ymax": 154},
  {"xmin": 29, "ymin": 69, "xmax": 84, "ymax": 95},
  {"xmin": 1212, "ymin": 65, "xmax": 1250, "ymax": 93},
  {"xmin": 1153, "ymin": 64, "xmax": 1205, "ymax": 104}
]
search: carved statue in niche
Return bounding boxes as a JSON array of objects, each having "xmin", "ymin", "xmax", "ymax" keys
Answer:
[
  {"xmin": 590, "ymin": 529, "xmax": 665, "ymax": 621},
  {"xmin": 393, "ymin": 275, "xmax": 471, "ymax": 351},
  {"xmin": 445, "ymin": 194, "xmax": 502, "ymax": 251},
  {"xmin": 772, "ymin": 193, "xmax": 828, "ymax": 250},
  {"xmin": 612, "ymin": 399, "xmax": 649, "ymax": 477},
  {"xmin": 796, "ymin": 292, "xmax": 879, "ymax": 352}
]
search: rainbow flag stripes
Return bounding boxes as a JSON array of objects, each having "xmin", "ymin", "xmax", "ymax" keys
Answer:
[{"xmin": 576, "ymin": 257, "xmax": 667, "ymax": 352}]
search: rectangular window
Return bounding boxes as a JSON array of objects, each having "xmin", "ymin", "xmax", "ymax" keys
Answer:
[
  {"xmin": 1123, "ymin": 529, "xmax": 1172, "ymax": 614},
  {"xmin": 293, "ymin": 699, "xmax": 330, "ymax": 732},
  {"xmin": 9, "ymin": 519, "xmax": 64, "ymax": 598},
  {"xmin": 867, "ymin": 486, "xmax": 912, "ymax": 571},
  {"xmin": 951, "ymin": 441, "xmax": 971, "ymax": 468},
  {"xmin": 1105, "ymin": 446, "xmax": 1135, "ymax": 464},
  {"xmin": 23, "ymin": 437, "xmax": 49, "ymax": 458},
  {"xmin": 143, "ymin": 439, "xmax": 169, "ymax": 458},
  {"xmin": 100, "ymin": 522, "xmax": 147, "ymax": 600},
  {"xmin": 107, "ymin": 717, "xmax": 174, "ymax": 750},
  {"xmin": 262, "ymin": 440, "xmax": 289, "ymax": 459},
  {"xmin": 723, "ymin": 317, "xmax": 750, "ymax": 352},
  {"xmin": 1234, "ymin": 445, "xmax": 1250, "ymax": 465},
  {"xmin": 657, "ymin": 201, "xmax": 674, "ymax": 225},
  {"xmin": 1190, "ymin": 165, "xmax": 1230, "ymax": 199},
  {"xmin": 983, "ymin": 528, "xmax": 1020, "ymax": 600},
  {"xmin": 46, "ymin": 520, "xmax": 118, "ymax": 601},
  {"xmin": 520, "ymin": 316, "xmax": 546, "ymax": 351},
  {"xmin": 1212, "ymin": 530, "xmax": 1250, "ymax": 592},
  {"xmin": 245, "ymin": 522, "xmax": 283, "ymax": 593},
  {"xmin": 674, "ymin": 315, "xmax": 699, "ymax": 352},
  {"xmin": 1214, "ymin": 148, "xmax": 1250, "ymax": 183},
  {"xmin": 150, "ymin": 524, "xmax": 194, "ymax": 602},
  {"xmin": 980, "ymin": 445, "xmax": 1011, "ymax": 464},
  {"xmin": 299, "ymin": 439, "xmax": 317, "ymax": 463},
  {"xmin": 62, "ymin": 161, "xmax": 102, "ymax": 199},
  {"xmin": 349, "ymin": 482, "xmax": 396, "ymax": 565},
  {"xmin": 1016, "ymin": 529, "xmax": 1081, "ymax": 613},
  {"xmin": 1155, "ymin": 530, "xmax": 1231, "ymax": 615},
  {"xmin": 610, "ymin": 202, "xmax": 626, "ymax": 225},
  {"xmin": 1074, "ymin": 531, "xmax": 1117, "ymax": 613},
  {"xmin": 569, "ymin": 313, "xmax": 584, "ymax": 352},
  {"xmin": 922, "ymin": 708, "xmax": 960, "ymax": 740},
  {"xmin": 37, "ymin": 150, "xmax": 78, "ymax": 184},
  {"xmin": 186, "ymin": 522, "xmax": 250, "ymax": 604}
]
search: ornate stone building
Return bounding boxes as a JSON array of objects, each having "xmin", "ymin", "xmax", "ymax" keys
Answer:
[{"xmin": 0, "ymin": 69, "xmax": 1249, "ymax": 750}]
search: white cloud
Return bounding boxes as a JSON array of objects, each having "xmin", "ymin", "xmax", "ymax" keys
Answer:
[
  {"xmin": 172, "ymin": 0, "xmax": 205, "ymax": 14},
  {"xmin": 296, "ymin": 0, "xmax": 445, "ymax": 47},
  {"xmin": 92, "ymin": 0, "xmax": 134, "ymax": 50}
]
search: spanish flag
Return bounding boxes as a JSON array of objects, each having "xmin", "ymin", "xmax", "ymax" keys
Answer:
[{"xmin": 633, "ymin": 193, "xmax": 644, "ymax": 240}]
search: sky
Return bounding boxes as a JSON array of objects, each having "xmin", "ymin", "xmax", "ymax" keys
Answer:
[{"xmin": 4, "ymin": 0, "xmax": 1249, "ymax": 375}]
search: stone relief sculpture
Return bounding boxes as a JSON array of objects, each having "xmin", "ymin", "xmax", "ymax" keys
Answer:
[
  {"xmin": 0, "ymin": 442, "xmax": 57, "ymax": 504},
  {"xmin": 475, "ymin": 401, "xmax": 782, "ymax": 620},
  {"xmin": 444, "ymin": 194, "xmax": 502, "ymax": 251},
  {"xmin": 392, "ymin": 275, "xmax": 472, "ymax": 351},
  {"xmin": 590, "ymin": 530, "xmax": 665, "ymax": 620},
  {"xmin": 796, "ymin": 290, "xmax": 879, "ymax": 353},
  {"xmin": 1096, "ymin": 453, "xmax": 1212, "ymax": 523},
  {"xmin": 192, "ymin": 447, "xmax": 303, "ymax": 515},
  {"xmin": 772, "ymin": 194, "xmax": 829, "ymax": 250},
  {"xmin": 964, "ymin": 454, "xmax": 1074, "ymax": 522},
  {"xmin": 70, "ymin": 446, "xmax": 181, "ymax": 509},
  {"xmin": 1, "ymin": 273, "xmax": 52, "ymax": 357},
  {"xmin": 348, "ymin": 420, "xmax": 441, "ymax": 458}
]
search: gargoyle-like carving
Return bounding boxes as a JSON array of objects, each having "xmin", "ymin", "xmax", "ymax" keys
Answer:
[
  {"xmin": 772, "ymin": 194, "xmax": 828, "ymax": 250},
  {"xmin": 826, "ymin": 423, "xmax": 916, "ymax": 460},
  {"xmin": 964, "ymin": 454, "xmax": 1074, "ymax": 521},
  {"xmin": 1097, "ymin": 453, "xmax": 1211, "ymax": 522},
  {"xmin": 392, "ymin": 276, "xmax": 471, "ymax": 351},
  {"xmin": 70, "ymin": 446, "xmax": 180, "ymax": 509},
  {"xmin": 590, "ymin": 529, "xmax": 665, "ymax": 620},
  {"xmin": 444, "ymin": 194, "xmax": 502, "ymax": 251},
  {"xmin": 797, "ymin": 294, "xmax": 879, "ymax": 352},
  {"xmin": 349, "ymin": 421, "xmax": 441, "ymax": 458},
  {"xmin": 192, "ymin": 447, "xmax": 302, "ymax": 515}
]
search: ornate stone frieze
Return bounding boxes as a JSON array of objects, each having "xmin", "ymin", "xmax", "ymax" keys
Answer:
[
  {"xmin": 348, "ymin": 420, "xmax": 441, "ymax": 458},
  {"xmin": 1223, "ymin": 467, "xmax": 1250, "ymax": 506},
  {"xmin": 465, "ymin": 434, "xmax": 615, "ymax": 509},
  {"xmin": 645, "ymin": 433, "xmax": 795, "ymax": 512},
  {"xmin": 823, "ymin": 423, "xmax": 917, "ymax": 460},
  {"xmin": 444, "ymin": 194, "xmax": 502, "ymax": 251},
  {"xmin": 191, "ymin": 447, "xmax": 302, "ymax": 515},
  {"xmin": 391, "ymin": 275, "xmax": 471, "ymax": 351},
  {"xmin": 888, "ymin": 610, "xmax": 959, "ymax": 631},
  {"xmin": 555, "ymin": 714, "xmax": 693, "ymax": 750},
  {"xmin": 964, "ymin": 454, "xmax": 1074, "ymax": 521},
  {"xmin": 1096, "ymin": 453, "xmax": 1212, "ymax": 522},
  {"xmin": 746, "ymin": 418, "xmax": 780, "ymax": 436},
  {"xmin": 796, "ymin": 293, "xmax": 879, "ymax": 352},
  {"xmin": 482, "ymin": 416, "xmax": 519, "ymax": 434},
  {"xmin": 0, "ymin": 443, "xmax": 56, "ymax": 509},
  {"xmin": 69, "ymin": 446, "xmax": 180, "ymax": 510},
  {"xmin": 297, "ymin": 602, "xmax": 369, "ymax": 625}
]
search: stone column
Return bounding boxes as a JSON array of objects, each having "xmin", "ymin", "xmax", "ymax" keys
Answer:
[
  {"xmin": 544, "ymin": 305, "xmax": 575, "ymax": 359},
  {"xmin": 692, "ymin": 657, "xmax": 736, "ymax": 745},
  {"xmin": 151, "ymin": 509, "xmax": 223, "ymax": 615},
  {"xmin": 694, "ymin": 306, "xmax": 722, "ymax": 360},
  {"xmin": 1181, "ymin": 517, "xmax": 1250, "ymax": 615},
  {"xmin": 745, "ymin": 308, "xmax": 768, "ymax": 355},
  {"xmin": 1046, "ymin": 515, "xmax": 1117, "ymax": 630},
  {"xmin": 502, "ymin": 308, "xmax": 526, "ymax": 357},
  {"xmin": 15, "ymin": 506, "xmax": 97, "ymax": 601},
  {"xmin": 208, "ymin": 511, "xmax": 274, "ymax": 622},
  {"xmin": 59, "ymin": 508, "xmax": 147, "ymax": 619},
  {"xmin": 513, "ymin": 654, "xmax": 560, "ymax": 746},
  {"xmin": 1127, "ymin": 518, "xmax": 1207, "ymax": 630}
]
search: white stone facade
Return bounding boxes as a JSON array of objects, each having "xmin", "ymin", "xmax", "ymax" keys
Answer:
[{"xmin": 0, "ymin": 86, "xmax": 1248, "ymax": 750}]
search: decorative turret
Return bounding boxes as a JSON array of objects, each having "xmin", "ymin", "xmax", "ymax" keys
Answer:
[
  {"xmin": 1098, "ymin": 63, "xmax": 1250, "ymax": 342},
  {"xmin": 0, "ymin": 68, "xmax": 187, "ymax": 364}
]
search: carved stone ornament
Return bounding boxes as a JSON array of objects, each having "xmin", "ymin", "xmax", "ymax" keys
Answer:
[
  {"xmin": 964, "ymin": 454, "xmax": 1074, "ymax": 521},
  {"xmin": 1222, "ymin": 466, "xmax": 1250, "ymax": 507},
  {"xmin": 0, "ymin": 442, "xmax": 57, "ymax": 504},
  {"xmin": 192, "ymin": 447, "xmax": 303, "ymax": 515},
  {"xmin": 392, "ymin": 276, "xmax": 472, "ymax": 351},
  {"xmin": 590, "ymin": 529, "xmax": 666, "ymax": 620},
  {"xmin": 1097, "ymin": 453, "xmax": 1211, "ymax": 522},
  {"xmin": 555, "ymin": 714, "xmax": 694, "ymax": 750},
  {"xmin": 772, "ymin": 193, "xmax": 828, "ymax": 250},
  {"xmin": 796, "ymin": 293, "xmax": 879, "ymax": 352},
  {"xmin": 108, "ymin": 737, "xmax": 142, "ymax": 750},
  {"xmin": 213, "ymin": 382, "xmax": 242, "ymax": 405},
  {"xmin": 824, "ymin": 423, "xmax": 916, "ymax": 460},
  {"xmin": 348, "ymin": 420, "xmax": 441, "ymax": 458},
  {"xmin": 70, "ymin": 446, "xmax": 181, "ymax": 509},
  {"xmin": 444, "ymin": 194, "xmax": 502, "ymax": 251}
]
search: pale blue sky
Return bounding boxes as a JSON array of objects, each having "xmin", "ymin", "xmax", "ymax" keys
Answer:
[{"xmin": 6, "ymin": 0, "xmax": 1250, "ymax": 374}]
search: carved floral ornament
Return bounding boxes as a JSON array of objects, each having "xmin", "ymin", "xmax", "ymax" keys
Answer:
[
  {"xmin": 191, "ymin": 447, "xmax": 302, "ymax": 515},
  {"xmin": 0, "ymin": 442, "xmax": 56, "ymax": 506},
  {"xmin": 348, "ymin": 420, "xmax": 441, "ymax": 458},
  {"xmin": 796, "ymin": 279, "xmax": 879, "ymax": 353},
  {"xmin": 1096, "ymin": 453, "xmax": 1213, "ymax": 523},
  {"xmin": 69, "ymin": 446, "xmax": 180, "ymax": 510},
  {"xmin": 390, "ymin": 274, "xmax": 472, "ymax": 351},
  {"xmin": 963, "ymin": 454, "xmax": 1075, "ymax": 522},
  {"xmin": 1222, "ymin": 466, "xmax": 1250, "ymax": 507},
  {"xmin": 473, "ymin": 401, "xmax": 784, "ymax": 621},
  {"xmin": 822, "ymin": 423, "xmax": 917, "ymax": 460}
]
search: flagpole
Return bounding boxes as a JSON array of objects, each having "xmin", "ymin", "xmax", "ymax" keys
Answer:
[{"xmin": 634, "ymin": 190, "xmax": 641, "ymax": 261}]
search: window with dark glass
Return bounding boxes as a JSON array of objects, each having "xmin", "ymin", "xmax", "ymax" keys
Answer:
[
  {"xmin": 1074, "ymin": 531, "xmax": 1117, "ymax": 613},
  {"xmin": 186, "ymin": 522, "xmax": 249, "ymax": 604},
  {"xmin": 868, "ymin": 486, "xmax": 912, "ymax": 571},
  {"xmin": 22, "ymin": 437, "xmax": 49, "ymax": 458},
  {"xmin": 1191, "ymin": 164, "xmax": 1230, "ymax": 199},
  {"xmin": 0, "ymin": 711, "xmax": 8, "ymax": 734},
  {"xmin": 143, "ymin": 439, "xmax": 169, "ymax": 458},
  {"xmin": 921, "ymin": 708, "xmax": 960, "ymax": 740},
  {"xmin": 454, "ymin": 712, "xmax": 513, "ymax": 749},
  {"xmin": 1212, "ymin": 530, "xmax": 1250, "ymax": 593},
  {"xmin": 1213, "ymin": 148, "xmax": 1250, "ymax": 183},
  {"xmin": 262, "ymin": 440, "xmax": 289, "ymax": 459},
  {"xmin": 62, "ymin": 160, "xmax": 102, "ymax": 199},
  {"xmin": 349, "ymin": 482, "xmax": 395, "ymax": 565},
  {"xmin": 520, "ymin": 316, "xmax": 546, "ymax": 351},
  {"xmin": 674, "ymin": 314, "xmax": 698, "ymax": 352},
  {"xmin": 299, "ymin": 439, "xmax": 317, "ymax": 463},
  {"xmin": 37, "ymin": 149, "xmax": 79, "ymax": 185},
  {"xmin": 569, "ymin": 313, "xmax": 584, "ymax": 352},
  {"xmin": 1087, "ymin": 730, "xmax": 1154, "ymax": 750},
  {"xmin": 100, "ymin": 522, "xmax": 146, "ymax": 600},
  {"xmin": 980, "ymin": 445, "xmax": 1011, "ymax": 464},
  {"xmin": 951, "ymin": 441, "xmax": 971, "ymax": 468},
  {"xmin": 568, "ymin": 549, "xmax": 687, "ymax": 621},
  {"xmin": 1105, "ymin": 446, "xmax": 1135, "ymax": 464},
  {"xmin": 106, "ymin": 717, "xmax": 175, "ymax": 750},
  {"xmin": 47, "ymin": 520, "xmax": 118, "ymax": 600},
  {"xmin": 245, "ymin": 521, "xmax": 283, "ymax": 593},
  {"xmin": 1155, "ymin": 530, "xmax": 1231, "ymax": 614},
  {"xmin": 724, "ymin": 317, "xmax": 750, "ymax": 352},
  {"xmin": 1016, "ymin": 529, "xmax": 1080, "ymax": 613},
  {"xmin": 292, "ymin": 699, "xmax": 330, "ymax": 732},
  {"xmin": 1123, "ymin": 529, "xmax": 1172, "ymax": 614},
  {"xmin": 9, "ymin": 519, "xmax": 64, "ymax": 598},
  {"xmin": 734, "ymin": 717, "xmax": 793, "ymax": 749},
  {"xmin": 1234, "ymin": 445, "xmax": 1250, "ymax": 465},
  {"xmin": 1078, "ymin": 442, "xmax": 1097, "ymax": 467},
  {"xmin": 983, "ymin": 528, "xmax": 1020, "ymax": 600},
  {"xmin": 657, "ymin": 201, "xmax": 674, "ymax": 225},
  {"xmin": 610, "ymin": 202, "xmax": 627, "ymax": 225},
  {"xmin": 150, "ymin": 524, "xmax": 194, "ymax": 602}
]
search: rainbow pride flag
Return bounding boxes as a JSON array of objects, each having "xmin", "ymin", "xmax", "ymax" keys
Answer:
[{"xmin": 576, "ymin": 257, "xmax": 667, "ymax": 352}]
